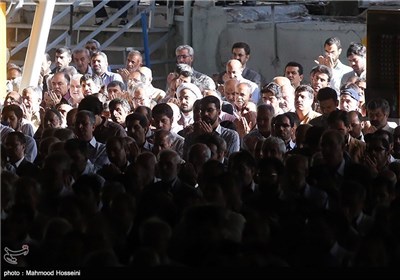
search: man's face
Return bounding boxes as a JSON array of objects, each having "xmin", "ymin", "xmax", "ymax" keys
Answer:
[
  {"xmin": 51, "ymin": 73, "xmax": 69, "ymax": 97},
  {"xmin": 81, "ymin": 79, "xmax": 100, "ymax": 96},
  {"xmin": 158, "ymin": 152, "xmax": 179, "ymax": 182},
  {"xmin": 295, "ymin": 91, "xmax": 313, "ymax": 113},
  {"xmin": 85, "ymin": 43, "xmax": 99, "ymax": 56},
  {"xmin": 111, "ymin": 104, "xmax": 129, "ymax": 125},
  {"xmin": 224, "ymin": 81, "xmax": 236, "ymax": 104},
  {"xmin": 55, "ymin": 51, "xmax": 71, "ymax": 70},
  {"xmin": 285, "ymin": 66, "xmax": 303, "ymax": 88},
  {"xmin": 22, "ymin": 89, "xmax": 40, "ymax": 112},
  {"xmin": 280, "ymin": 85, "xmax": 295, "ymax": 113},
  {"xmin": 70, "ymin": 79, "xmax": 84, "ymax": 103},
  {"xmin": 311, "ymin": 72, "xmax": 329, "ymax": 94},
  {"xmin": 339, "ymin": 95, "xmax": 358, "ymax": 112},
  {"xmin": 153, "ymin": 133, "xmax": 172, "ymax": 154},
  {"xmin": 232, "ymin": 47, "xmax": 249, "ymax": 66},
  {"xmin": 261, "ymin": 92, "xmax": 279, "ymax": 113},
  {"xmin": 44, "ymin": 111, "xmax": 62, "ymax": 129},
  {"xmin": 126, "ymin": 54, "xmax": 142, "ymax": 73},
  {"xmin": 107, "ymin": 85, "xmax": 124, "ymax": 97},
  {"xmin": 107, "ymin": 140, "xmax": 127, "ymax": 168},
  {"xmin": 368, "ymin": 108, "xmax": 388, "ymax": 129},
  {"xmin": 179, "ymin": 89, "xmax": 197, "ymax": 113},
  {"xmin": 226, "ymin": 61, "xmax": 243, "ymax": 80},
  {"xmin": 4, "ymin": 92, "xmax": 21, "ymax": 106},
  {"xmin": 349, "ymin": 112, "xmax": 363, "ymax": 139},
  {"xmin": 348, "ymin": 54, "xmax": 366, "ymax": 75},
  {"xmin": 126, "ymin": 119, "xmax": 145, "ymax": 144},
  {"xmin": 320, "ymin": 133, "xmax": 344, "ymax": 167},
  {"xmin": 324, "ymin": 43, "xmax": 341, "ymax": 64},
  {"xmin": 329, "ymin": 120, "xmax": 349, "ymax": 138},
  {"xmin": 75, "ymin": 114, "xmax": 95, "ymax": 142},
  {"xmin": 153, "ymin": 114, "xmax": 172, "ymax": 131},
  {"xmin": 7, "ymin": 69, "xmax": 21, "ymax": 81},
  {"xmin": 176, "ymin": 48, "xmax": 193, "ymax": 66},
  {"xmin": 133, "ymin": 88, "xmax": 150, "ymax": 108},
  {"xmin": 5, "ymin": 134, "xmax": 25, "ymax": 163},
  {"xmin": 2, "ymin": 110, "xmax": 20, "ymax": 130},
  {"xmin": 200, "ymin": 102, "xmax": 220, "ymax": 126},
  {"xmin": 73, "ymin": 51, "xmax": 90, "ymax": 74},
  {"xmin": 235, "ymin": 84, "xmax": 251, "ymax": 110},
  {"xmin": 256, "ymin": 108, "xmax": 273, "ymax": 135},
  {"xmin": 274, "ymin": 116, "xmax": 293, "ymax": 142},
  {"xmin": 41, "ymin": 56, "xmax": 52, "ymax": 74},
  {"xmin": 91, "ymin": 54, "xmax": 107, "ymax": 75},
  {"xmin": 319, "ymin": 99, "xmax": 338, "ymax": 116}
]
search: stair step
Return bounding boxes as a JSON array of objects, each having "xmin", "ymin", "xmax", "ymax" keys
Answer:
[{"xmin": 6, "ymin": 23, "xmax": 170, "ymax": 33}]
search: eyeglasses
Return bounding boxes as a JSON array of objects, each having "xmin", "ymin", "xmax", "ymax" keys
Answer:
[{"xmin": 176, "ymin": 55, "xmax": 191, "ymax": 59}]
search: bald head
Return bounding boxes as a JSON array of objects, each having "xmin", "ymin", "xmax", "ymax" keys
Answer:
[
  {"xmin": 272, "ymin": 76, "xmax": 291, "ymax": 87},
  {"xmin": 226, "ymin": 59, "xmax": 243, "ymax": 80}
]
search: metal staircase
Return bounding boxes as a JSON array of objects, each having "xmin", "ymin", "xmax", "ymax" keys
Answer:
[{"xmin": 6, "ymin": 0, "xmax": 182, "ymax": 86}]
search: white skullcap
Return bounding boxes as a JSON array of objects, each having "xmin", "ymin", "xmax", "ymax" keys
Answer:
[{"xmin": 176, "ymin": 82, "xmax": 203, "ymax": 100}]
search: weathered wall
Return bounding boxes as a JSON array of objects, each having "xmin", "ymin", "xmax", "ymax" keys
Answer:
[{"xmin": 189, "ymin": 3, "xmax": 366, "ymax": 85}]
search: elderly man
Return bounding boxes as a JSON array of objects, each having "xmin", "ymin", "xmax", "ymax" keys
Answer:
[
  {"xmin": 364, "ymin": 98, "xmax": 394, "ymax": 135},
  {"xmin": 173, "ymin": 44, "xmax": 216, "ymax": 92},
  {"xmin": 339, "ymin": 85, "xmax": 360, "ymax": 112},
  {"xmin": 176, "ymin": 82, "xmax": 203, "ymax": 128},
  {"xmin": 21, "ymin": 86, "xmax": 42, "ymax": 131},
  {"xmin": 117, "ymin": 50, "xmax": 143, "ymax": 83},
  {"xmin": 91, "ymin": 52, "xmax": 123, "ymax": 87},
  {"xmin": 295, "ymin": 85, "xmax": 321, "ymax": 124},
  {"xmin": 72, "ymin": 48, "xmax": 93, "ymax": 75},
  {"xmin": 225, "ymin": 59, "xmax": 260, "ymax": 104}
]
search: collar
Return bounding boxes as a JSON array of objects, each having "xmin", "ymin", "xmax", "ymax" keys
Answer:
[
  {"xmin": 14, "ymin": 157, "xmax": 25, "ymax": 168},
  {"xmin": 88, "ymin": 137, "xmax": 97, "ymax": 148},
  {"xmin": 214, "ymin": 124, "xmax": 223, "ymax": 135},
  {"xmin": 337, "ymin": 158, "xmax": 346, "ymax": 177}
]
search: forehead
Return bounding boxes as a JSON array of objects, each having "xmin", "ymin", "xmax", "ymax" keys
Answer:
[
  {"xmin": 177, "ymin": 48, "xmax": 190, "ymax": 55},
  {"xmin": 314, "ymin": 72, "xmax": 329, "ymax": 79},
  {"xmin": 296, "ymin": 91, "xmax": 310, "ymax": 98},
  {"xmin": 52, "ymin": 74, "xmax": 67, "ymax": 82},
  {"xmin": 201, "ymin": 102, "xmax": 217, "ymax": 110},
  {"xmin": 128, "ymin": 53, "xmax": 141, "ymax": 60},
  {"xmin": 324, "ymin": 44, "xmax": 339, "ymax": 51},
  {"xmin": 232, "ymin": 48, "xmax": 246, "ymax": 54},
  {"xmin": 181, "ymin": 89, "xmax": 195, "ymax": 97},
  {"xmin": 74, "ymin": 52, "xmax": 88, "ymax": 59},
  {"xmin": 76, "ymin": 114, "xmax": 91, "ymax": 122},
  {"xmin": 108, "ymin": 85, "xmax": 122, "ymax": 91},
  {"xmin": 134, "ymin": 88, "xmax": 146, "ymax": 96},
  {"xmin": 285, "ymin": 66, "xmax": 299, "ymax": 72}
]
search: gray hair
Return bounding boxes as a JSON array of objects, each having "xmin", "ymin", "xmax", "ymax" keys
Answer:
[
  {"xmin": 263, "ymin": 136, "xmax": 286, "ymax": 155},
  {"xmin": 175, "ymin": 45, "xmax": 194, "ymax": 56}
]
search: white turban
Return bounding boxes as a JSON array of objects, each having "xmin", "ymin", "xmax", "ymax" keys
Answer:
[{"xmin": 176, "ymin": 82, "xmax": 203, "ymax": 100}]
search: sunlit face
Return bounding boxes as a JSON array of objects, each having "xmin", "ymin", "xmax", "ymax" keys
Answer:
[
  {"xmin": 44, "ymin": 111, "xmax": 62, "ymax": 129},
  {"xmin": 285, "ymin": 66, "xmax": 303, "ymax": 88},
  {"xmin": 176, "ymin": 48, "xmax": 193, "ymax": 66},
  {"xmin": 226, "ymin": 61, "xmax": 243, "ymax": 80},
  {"xmin": 107, "ymin": 85, "xmax": 124, "ymax": 98},
  {"xmin": 73, "ymin": 51, "xmax": 90, "ymax": 74},
  {"xmin": 81, "ymin": 79, "xmax": 100, "ymax": 96},
  {"xmin": 234, "ymin": 83, "xmax": 252, "ymax": 110},
  {"xmin": 91, "ymin": 54, "xmax": 107, "ymax": 75},
  {"xmin": 4, "ymin": 92, "xmax": 21, "ymax": 106},
  {"xmin": 295, "ymin": 91, "xmax": 313, "ymax": 113},
  {"xmin": 311, "ymin": 72, "xmax": 329, "ymax": 93},
  {"xmin": 133, "ymin": 88, "xmax": 150, "ymax": 108},
  {"xmin": 7, "ymin": 69, "xmax": 21, "ymax": 81},
  {"xmin": 55, "ymin": 51, "xmax": 71, "ymax": 70},
  {"xmin": 261, "ymin": 91, "xmax": 280, "ymax": 114},
  {"xmin": 70, "ymin": 78, "xmax": 84, "ymax": 104},
  {"xmin": 111, "ymin": 104, "xmax": 129, "ymax": 125},
  {"xmin": 324, "ymin": 43, "xmax": 341, "ymax": 64},
  {"xmin": 280, "ymin": 85, "xmax": 295, "ymax": 113},
  {"xmin": 126, "ymin": 53, "xmax": 142, "ymax": 73},
  {"xmin": 348, "ymin": 54, "xmax": 366, "ymax": 75},
  {"xmin": 179, "ymin": 89, "xmax": 197, "ymax": 113},
  {"xmin": 232, "ymin": 47, "xmax": 249, "ymax": 66},
  {"xmin": 22, "ymin": 88, "xmax": 40, "ymax": 112},
  {"xmin": 223, "ymin": 81, "xmax": 237, "ymax": 104},
  {"xmin": 51, "ymin": 73, "xmax": 69, "ymax": 97},
  {"xmin": 340, "ymin": 94, "xmax": 358, "ymax": 112}
]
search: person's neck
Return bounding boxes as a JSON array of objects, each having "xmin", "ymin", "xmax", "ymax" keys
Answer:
[
  {"xmin": 212, "ymin": 121, "xmax": 219, "ymax": 131},
  {"xmin": 182, "ymin": 111, "xmax": 193, "ymax": 117},
  {"xmin": 296, "ymin": 109, "xmax": 310, "ymax": 121}
]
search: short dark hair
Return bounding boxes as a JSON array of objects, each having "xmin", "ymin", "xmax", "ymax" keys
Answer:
[
  {"xmin": 78, "ymin": 95, "xmax": 103, "ymax": 115},
  {"xmin": 285, "ymin": 61, "xmax": 304, "ymax": 75},
  {"xmin": 2, "ymin": 104, "xmax": 23, "ymax": 119},
  {"xmin": 201, "ymin": 96, "xmax": 221, "ymax": 111},
  {"xmin": 346, "ymin": 42, "xmax": 366, "ymax": 58},
  {"xmin": 367, "ymin": 98, "xmax": 390, "ymax": 116},
  {"xmin": 64, "ymin": 138, "xmax": 89, "ymax": 157},
  {"xmin": 6, "ymin": 131, "xmax": 26, "ymax": 145},
  {"xmin": 317, "ymin": 87, "xmax": 338, "ymax": 102},
  {"xmin": 152, "ymin": 103, "xmax": 173, "ymax": 119},
  {"xmin": 310, "ymin": 65, "xmax": 332, "ymax": 82},
  {"xmin": 107, "ymin": 80, "xmax": 126, "ymax": 91},
  {"xmin": 231, "ymin": 42, "xmax": 250, "ymax": 55},
  {"xmin": 125, "ymin": 112, "xmax": 148, "ymax": 129},
  {"xmin": 324, "ymin": 37, "xmax": 342, "ymax": 49},
  {"xmin": 327, "ymin": 109, "xmax": 350, "ymax": 127}
]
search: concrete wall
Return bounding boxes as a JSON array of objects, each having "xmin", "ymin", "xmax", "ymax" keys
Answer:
[{"xmin": 189, "ymin": 3, "xmax": 366, "ymax": 86}]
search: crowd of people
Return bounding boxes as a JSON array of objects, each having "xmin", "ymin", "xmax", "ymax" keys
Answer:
[{"xmin": 2, "ymin": 36, "xmax": 400, "ymax": 270}]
